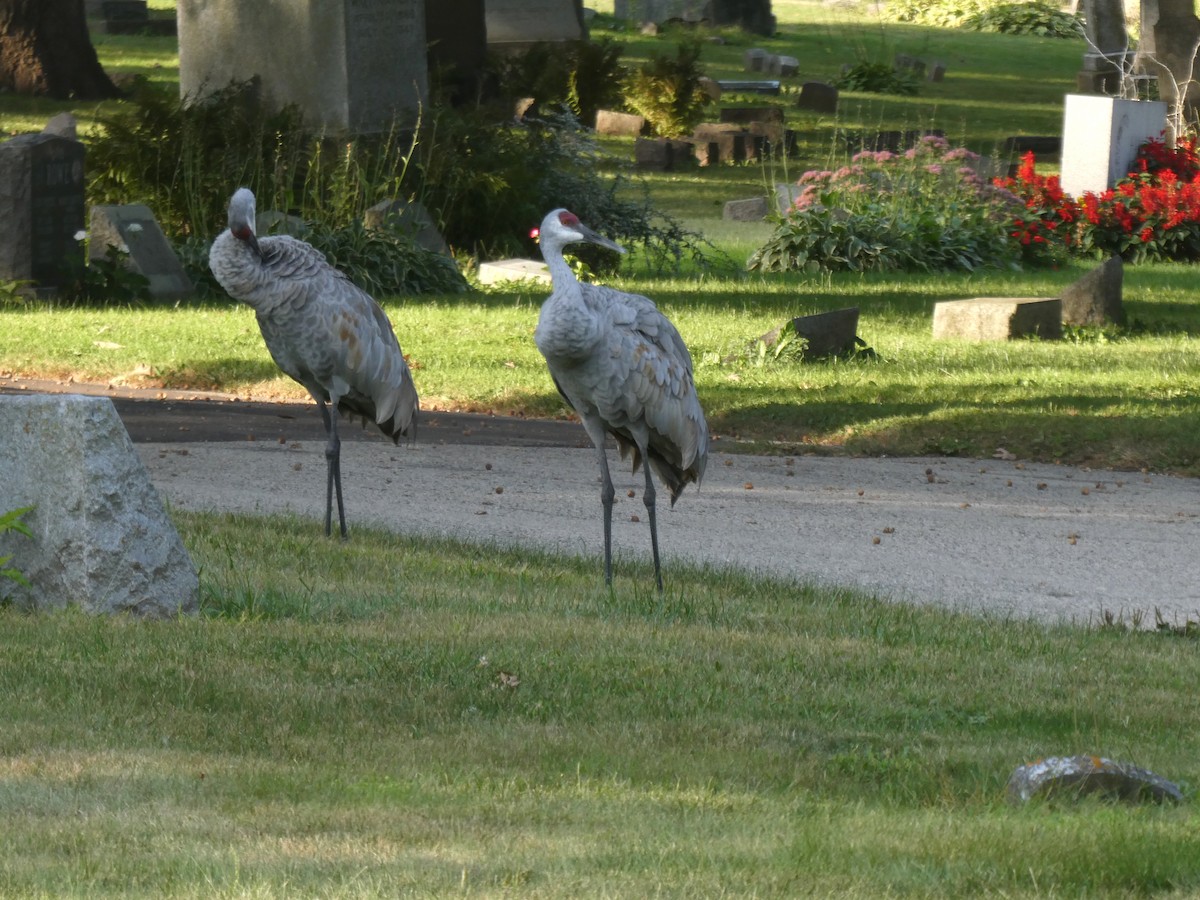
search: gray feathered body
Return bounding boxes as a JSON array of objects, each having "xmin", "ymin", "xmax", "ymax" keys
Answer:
[
  {"xmin": 535, "ymin": 277, "xmax": 708, "ymax": 504},
  {"xmin": 209, "ymin": 229, "xmax": 418, "ymax": 442}
]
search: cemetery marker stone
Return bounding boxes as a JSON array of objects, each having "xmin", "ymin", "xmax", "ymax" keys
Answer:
[
  {"xmin": 485, "ymin": 0, "xmax": 585, "ymax": 50},
  {"xmin": 89, "ymin": 204, "xmax": 194, "ymax": 300},
  {"xmin": 0, "ymin": 132, "xmax": 86, "ymax": 291},
  {"xmin": 178, "ymin": 0, "xmax": 428, "ymax": 133}
]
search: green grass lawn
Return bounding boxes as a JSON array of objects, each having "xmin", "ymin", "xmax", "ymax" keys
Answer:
[
  {"xmin": 3, "ymin": 512, "xmax": 1199, "ymax": 897},
  {"xmin": 4, "ymin": 5, "xmax": 1200, "ymax": 897}
]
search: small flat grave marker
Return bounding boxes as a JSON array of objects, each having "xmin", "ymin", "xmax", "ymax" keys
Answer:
[{"xmin": 89, "ymin": 204, "xmax": 193, "ymax": 300}]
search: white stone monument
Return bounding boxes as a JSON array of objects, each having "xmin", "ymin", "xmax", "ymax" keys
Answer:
[{"xmin": 1060, "ymin": 94, "xmax": 1167, "ymax": 197}]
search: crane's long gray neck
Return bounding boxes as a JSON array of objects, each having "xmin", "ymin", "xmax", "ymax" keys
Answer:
[{"xmin": 540, "ymin": 238, "xmax": 577, "ymax": 287}]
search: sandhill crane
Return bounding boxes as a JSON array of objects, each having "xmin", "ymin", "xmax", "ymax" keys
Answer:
[
  {"xmin": 209, "ymin": 187, "xmax": 418, "ymax": 538},
  {"xmin": 534, "ymin": 208, "xmax": 708, "ymax": 591}
]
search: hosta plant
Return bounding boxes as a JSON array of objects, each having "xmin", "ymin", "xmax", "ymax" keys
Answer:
[{"xmin": 749, "ymin": 135, "xmax": 1021, "ymax": 274}]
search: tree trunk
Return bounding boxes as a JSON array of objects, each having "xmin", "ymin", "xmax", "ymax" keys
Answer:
[
  {"xmin": 0, "ymin": 0, "xmax": 121, "ymax": 99},
  {"xmin": 1139, "ymin": 0, "xmax": 1200, "ymax": 142}
]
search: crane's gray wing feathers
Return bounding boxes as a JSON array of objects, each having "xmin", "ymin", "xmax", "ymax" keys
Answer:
[
  {"xmin": 222, "ymin": 233, "xmax": 418, "ymax": 442},
  {"xmin": 571, "ymin": 283, "xmax": 708, "ymax": 501}
]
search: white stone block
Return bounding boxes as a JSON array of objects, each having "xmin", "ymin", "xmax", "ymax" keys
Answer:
[
  {"xmin": 477, "ymin": 258, "xmax": 551, "ymax": 285},
  {"xmin": 1060, "ymin": 94, "xmax": 1167, "ymax": 197},
  {"xmin": 0, "ymin": 395, "xmax": 198, "ymax": 617}
]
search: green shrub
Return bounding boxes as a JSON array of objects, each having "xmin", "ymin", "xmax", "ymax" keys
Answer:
[
  {"xmin": 963, "ymin": 1, "xmax": 1085, "ymax": 37},
  {"xmin": 304, "ymin": 221, "xmax": 468, "ymax": 297},
  {"xmin": 411, "ymin": 106, "xmax": 715, "ymax": 270},
  {"xmin": 86, "ymin": 77, "xmax": 311, "ymax": 240},
  {"xmin": 492, "ymin": 38, "xmax": 627, "ymax": 126},
  {"xmin": 833, "ymin": 61, "xmax": 919, "ymax": 96},
  {"xmin": 83, "ymin": 78, "xmax": 712, "ymax": 276},
  {"xmin": 883, "ymin": 0, "xmax": 992, "ymax": 27},
  {"xmin": 620, "ymin": 37, "xmax": 710, "ymax": 137},
  {"xmin": 884, "ymin": 0, "xmax": 1083, "ymax": 36},
  {"xmin": 749, "ymin": 136, "xmax": 1021, "ymax": 274}
]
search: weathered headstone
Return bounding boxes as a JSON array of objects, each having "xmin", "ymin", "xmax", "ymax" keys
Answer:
[
  {"xmin": 791, "ymin": 308, "xmax": 860, "ymax": 358},
  {"xmin": 1060, "ymin": 95, "xmax": 1167, "ymax": 197},
  {"xmin": 43, "ymin": 113, "xmax": 78, "ymax": 140},
  {"xmin": 102, "ymin": 0, "xmax": 148, "ymax": 33},
  {"xmin": 697, "ymin": 76, "xmax": 723, "ymax": 101},
  {"xmin": 1140, "ymin": 0, "xmax": 1200, "ymax": 141},
  {"xmin": 615, "ymin": 0, "xmax": 713, "ymax": 24},
  {"xmin": 1078, "ymin": 0, "xmax": 1129, "ymax": 94},
  {"xmin": 363, "ymin": 198, "xmax": 452, "ymax": 257},
  {"xmin": 744, "ymin": 48, "xmax": 769, "ymax": 72},
  {"xmin": 893, "ymin": 53, "xmax": 926, "ymax": 78},
  {"xmin": 1061, "ymin": 255, "xmax": 1124, "ymax": 326},
  {"xmin": 256, "ymin": 209, "xmax": 310, "ymax": 238},
  {"xmin": 0, "ymin": 394, "xmax": 198, "ymax": 618},
  {"xmin": 425, "ymin": 0, "xmax": 487, "ymax": 102},
  {"xmin": 722, "ymin": 197, "xmax": 768, "ymax": 221},
  {"xmin": 477, "ymin": 258, "xmax": 551, "ymax": 285},
  {"xmin": 719, "ymin": 106, "xmax": 783, "ymax": 125},
  {"xmin": 796, "ymin": 81, "xmax": 838, "ymax": 114},
  {"xmin": 178, "ymin": 0, "xmax": 428, "ymax": 133},
  {"xmin": 1007, "ymin": 756, "xmax": 1183, "ymax": 804},
  {"xmin": 617, "ymin": 0, "xmax": 769, "ymax": 33},
  {"xmin": 928, "ymin": 61, "xmax": 947, "ymax": 82},
  {"xmin": 1003, "ymin": 135, "xmax": 1062, "ymax": 159},
  {"xmin": 765, "ymin": 55, "xmax": 799, "ymax": 76},
  {"xmin": 692, "ymin": 125, "xmax": 763, "ymax": 164},
  {"xmin": 0, "ymin": 132, "xmax": 86, "ymax": 291},
  {"xmin": 775, "ymin": 182, "xmax": 803, "ymax": 214},
  {"xmin": 595, "ymin": 109, "xmax": 646, "ymax": 136},
  {"xmin": 88, "ymin": 204, "xmax": 194, "ymax": 300},
  {"xmin": 634, "ymin": 137, "xmax": 694, "ymax": 170},
  {"xmin": 485, "ymin": 0, "xmax": 586, "ymax": 51},
  {"xmin": 932, "ymin": 297, "xmax": 1063, "ymax": 341}
]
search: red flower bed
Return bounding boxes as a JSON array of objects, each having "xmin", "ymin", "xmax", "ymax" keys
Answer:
[{"xmin": 994, "ymin": 134, "xmax": 1200, "ymax": 264}]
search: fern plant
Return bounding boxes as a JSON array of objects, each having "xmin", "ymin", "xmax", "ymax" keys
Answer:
[{"xmin": 621, "ymin": 37, "xmax": 710, "ymax": 137}]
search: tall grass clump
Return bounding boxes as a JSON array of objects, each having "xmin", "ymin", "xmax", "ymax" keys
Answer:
[
  {"xmin": 749, "ymin": 134, "xmax": 1025, "ymax": 273},
  {"xmin": 83, "ymin": 78, "xmax": 712, "ymax": 281}
]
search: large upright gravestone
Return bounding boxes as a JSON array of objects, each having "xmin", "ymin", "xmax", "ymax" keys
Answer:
[
  {"xmin": 177, "ymin": 0, "xmax": 428, "ymax": 133},
  {"xmin": 0, "ymin": 133, "xmax": 85, "ymax": 290},
  {"xmin": 484, "ymin": 0, "xmax": 586, "ymax": 50},
  {"xmin": 0, "ymin": 395, "xmax": 198, "ymax": 618}
]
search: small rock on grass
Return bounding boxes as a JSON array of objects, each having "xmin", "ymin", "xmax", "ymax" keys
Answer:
[{"xmin": 1007, "ymin": 755, "xmax": 1184, "ymax": 804}]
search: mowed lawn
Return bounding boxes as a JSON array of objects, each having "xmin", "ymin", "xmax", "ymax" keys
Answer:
[{"xmin": 3, "ymin": 3, "xmax": 1200, "ymax": 897}]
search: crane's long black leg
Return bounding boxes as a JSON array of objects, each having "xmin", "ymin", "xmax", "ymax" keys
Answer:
[
  {"xmin": 642, "ymin": 462, "xmax": 663, "ymax": 592},
  {"xmin": 596, "ymin": 446, "xmax": 616, "ymax": 586},
  {"xmin": 316, "ymin": 401, "xmax": 347, "ymax": 539}
]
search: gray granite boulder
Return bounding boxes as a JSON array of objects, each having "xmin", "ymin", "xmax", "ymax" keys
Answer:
[{"xmin": 0, "ymin": 394, "xmax": 198, "ymax": 617}]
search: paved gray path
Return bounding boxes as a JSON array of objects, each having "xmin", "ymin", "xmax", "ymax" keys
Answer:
[{"xmin": 6, "ymin": 377, "xmax": 1199, "ymax": 627}]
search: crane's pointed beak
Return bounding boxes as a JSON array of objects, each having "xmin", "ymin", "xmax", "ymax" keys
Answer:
[{"xmin": 579, "ymin": 224, "xmax": 626, "ymax": 255}]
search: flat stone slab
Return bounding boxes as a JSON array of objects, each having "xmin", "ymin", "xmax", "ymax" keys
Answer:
[
  {"xmin": 1007, "ymin": 755, "xmax": 1183, "ymax": 804},
  {"xmin": 932, "ymin": 297, "xmax": 1062, "ymax": 342},
  {"xmin": 715, "ymin": 79, "xmax": 781, "ymax": 95},
  {"xmin": 723, "ymin": 197, "xmax": 768, "ymax": 221},
  {"xmin": 477, "ymin": 258, "xmax": 551, "ymax": 285},
  {"xmin": 0, "ymin": 394, "xmax": 198, "ymax": 617}
]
